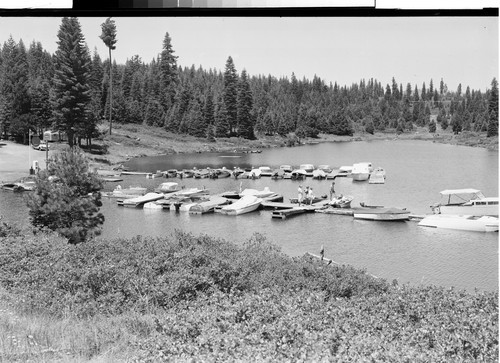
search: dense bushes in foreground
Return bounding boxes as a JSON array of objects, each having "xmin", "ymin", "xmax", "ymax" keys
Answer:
[{"xmin": 0, "ymin": 227, "xmax": 497, "ymax": 361}]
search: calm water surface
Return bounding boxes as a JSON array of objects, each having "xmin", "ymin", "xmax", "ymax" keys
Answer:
[{"xmin": 1, "ymin": 140, "xmax": 498, "ymax": 291}]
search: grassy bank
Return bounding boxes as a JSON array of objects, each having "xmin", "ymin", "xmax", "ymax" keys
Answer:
[
  {"xmin": 0, "ymin": 223, "xmax": 497, "ymax": 362},
  {"xmin": 77, "ymin": 123, "xmax": 497, "ymax": 170}
]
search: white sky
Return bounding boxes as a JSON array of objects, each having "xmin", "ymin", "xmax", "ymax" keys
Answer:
[{"xmin": 0, "ymin": 16, "xmax": 497, "ymax": 91}]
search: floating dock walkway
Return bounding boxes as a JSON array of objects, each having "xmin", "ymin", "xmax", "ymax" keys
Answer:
[{"xmin": 270, "ymin": 200, "xmax": 330, "ymax": 220}]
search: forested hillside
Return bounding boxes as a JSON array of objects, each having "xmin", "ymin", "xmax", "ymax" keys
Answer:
[{"xmin": 0, "ymin": 17, "xmax": 498, "ymax": 147}]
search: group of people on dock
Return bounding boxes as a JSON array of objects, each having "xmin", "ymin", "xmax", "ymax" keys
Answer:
[{"xmin": 297, "ymin": 181, "xmax": 336, "ymax": 206}]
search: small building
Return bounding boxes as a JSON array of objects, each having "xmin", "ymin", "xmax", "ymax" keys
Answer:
[{"xmin": 43, "ymin": 130, "xmax": 67, "ymax": 142}]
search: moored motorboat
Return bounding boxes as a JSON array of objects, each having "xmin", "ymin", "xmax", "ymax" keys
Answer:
[
  {"xmin": 418, "ymin": 214, "xmax": 499, "ymax": 232},
  {"xmin": 189, "ymin": 196, "xmax": 230, "ymax": 214},
  {"xmin": 312, "ymin": 169, "xmax": 326, "ymax": 179},
  {"xmin": 239, "ymin": 187, "xmax": 275, "ymax": 198},
  {"xmin": 155, "ymin": 182, "xmax": 181, "ymax": 194},
  {"xmin": 122, "ymin": 192, "xmax": 164, "ymax": 208},
  {"xmin": 353, "ymin": 206, "xmax": 410, "ymax": 221},
  {"xmin": 369, "ymin": 167, "xmax": 386, "ymax": 184},
  {"xmin": 112, "ymin": 185, "xmax": 147, "ymax": 197},
  {"xmin": 351, "ymin": 162, "xmax": 373, "ymax": 181},
  {"xmin": 318, "ymin": 165, "xmax": 333, "ymax": 174},
  {"xmin": 258, "ymin": 166, "xmax": 273, "ymax": 177},
  {"xmin": 279, "ymin": 165, "xmax": 293, "ymax": 173},
  {"xmin": 299, "ymin": 164, "xmax": 314, "ymax": 177},
  {"xmin": 291, "ymin": 169, "xmax": 307, "ymax": 180},
  {"xmin": 220, "ymin": 195, "xmax": 262, "ymax": 215},
  {"xmin": 271, "ymin": 169, "xmax": 285, "ymax": 179},
  {"xmin": 328, "ymin": 194, "xmax": 353, "ymax": 208},
  {"xmin": 430, "ymin": 189, "xmax": 498, "ymax": 217}
]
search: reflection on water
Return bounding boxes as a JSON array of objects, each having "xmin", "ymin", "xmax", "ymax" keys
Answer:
[{"xmin": 1, "ymin": 140, "xmax": 498, "ymax": 292}]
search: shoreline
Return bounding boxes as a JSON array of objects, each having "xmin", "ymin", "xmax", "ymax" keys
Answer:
[
  {"xmin": 96, "ymin": 125, "xmax": 497, "ymax": 171},
  {"xmin": 1, "ymin": 124, "xmax": 497, "ymax": 181}
]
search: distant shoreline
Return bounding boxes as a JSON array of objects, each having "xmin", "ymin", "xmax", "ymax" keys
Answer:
[{"xmin": 1, "ymin": 125, "xmax": 497, "ymax": 181}]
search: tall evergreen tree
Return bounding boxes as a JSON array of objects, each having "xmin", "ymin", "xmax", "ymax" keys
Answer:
[
  {"xmin": 223, "ymin": 56, "xmax": 238, "ymax": 135},
  {"xmin": 51, "ymin": 17, "xmax": 92, "ymax": 148},
  {"xmin": 487, "ymin": 78, "xmax": 498, "ymax": 137},
  {"xmin": 100, "ymin": 17, "xmax": 117, "ymax": 135},
  {"xmin": 214, "ymin": 97, "xmax": 230, "ymax": 137},
  {"xmin": 160, "ymin": 32, "xmax": 178, "ymax": 111},
  {"xmin": 236, "ymin": 69, "xmax": 254, "ymax": 139}
]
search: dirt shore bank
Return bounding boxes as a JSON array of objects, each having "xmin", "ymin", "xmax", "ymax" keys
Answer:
[{"xmin": 86, "ymin": 123, "xmax": 497, "ymax": 171}]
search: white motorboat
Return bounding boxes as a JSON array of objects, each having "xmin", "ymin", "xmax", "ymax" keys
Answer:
[
  {"xmin": 155, "ymin": 182, "xmax": 181, "ymax": 193},
  {"xmin": 291, "ymin": 169, "xmax": 307, "ymax": 180},
  {"xmin": 318, "ymin": 165, "xmax": 333, "ymax": 174},
  {"xmin": 220, "ymin": 195, "xmax": 262, "ymax": 215},
  {"xmin": 189, "ymin": 196, "xmax": 230, "ymax": 214},
  {"xmin": 143, "ymin": 201, "xmax": 164, "ymax": 210},
  {"xmin": 239, "ymin": 187, "xmax": 275, "ymax": 198},
  {"xmin": 170, "ymin": 200, "xmax": 199, "ymax": 212},
  {"xmin": 122, "ymin": 192, "xmax": 164, "ymax": 208},
  {"xmin": 431, "ymin": 189, "xmax": 498, "ymax": 217},
  {"xmin": 312, "ymin": 169, "xmax": 327, "ymax": 179},
  {"xmin": 369, "ymin": 168, "xmax": 386, "ymax": 184},
  {"xmin": 328, "ymin": 194, "xmax": 353, "ymax": 209},
  {"xmin": 351, "ymin": 162, "xmax": 373, "ymax": 181},
  {"xmin": 112, "ymin": 185, "xmax": 147, "ymax": 196},
  {"xmin": 258, "ymin": 166, "xmax": 273, "ymax": 176},
  {"xmin": 418, "ymin": 214, "xmax": 499, "ymax": 232},
  {"xmin": 279, "ymin": 165, "xmax": 293, "ymax": 173},
  {"xmin": 353, "ymin": 206, "xmax": 410, "ymax": 221},
  {"xmin": 299, "ymin": 164, "xmax": 315, "ymax": 177}
]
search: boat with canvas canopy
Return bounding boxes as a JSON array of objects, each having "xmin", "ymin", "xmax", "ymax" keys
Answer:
[{"xmin": 431, "ymin": 189, "xmax": 498, "ymax": 217}]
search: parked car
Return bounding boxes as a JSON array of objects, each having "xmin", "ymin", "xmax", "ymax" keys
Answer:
[{"xmin": 38, "ymin": 141, "xmax": 50, "ymax": 151}]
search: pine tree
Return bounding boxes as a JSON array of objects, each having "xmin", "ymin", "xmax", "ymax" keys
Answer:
[
  {"xmin": 214, "ymin": 97, "xmax": 230, "ymax": 137},
  {"xmin": 51, "ymin": 17, "xmax": 92, "ymax": 148},
  {"xmin": 223, "ymin": 56, "xmax": 238, "ymax": 135},
  {"xmin": 100, "ymin": 17, "xmax": 117, "ymax": 135},
  {"xmin": 487, "ymin": 78, "xmax": 498, "ymax": 137},
  {"xmin": 236, "ymin": 69, "xmax": 255, "ymax": 139},
  {"xmin": 26, "ymin": 149, "xmax": 104, "ymax": 244},
  {"xmin": 160, "ymin": 32, "xmax": 178, "ymax": 111}
]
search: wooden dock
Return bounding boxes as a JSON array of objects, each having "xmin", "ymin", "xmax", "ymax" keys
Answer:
[{"xmin": 270, "ymin": 200, "xmax": 330, "ymax": 219}]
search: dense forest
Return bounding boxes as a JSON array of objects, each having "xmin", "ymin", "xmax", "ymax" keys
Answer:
[{"xmin": 0, "ymin": 17, "xmax": 498, "ymax": 147}]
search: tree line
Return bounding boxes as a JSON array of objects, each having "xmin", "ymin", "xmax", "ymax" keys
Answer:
[{"xmin": 0, "ymin": 17, "xmax": 498, "ymax": 148}]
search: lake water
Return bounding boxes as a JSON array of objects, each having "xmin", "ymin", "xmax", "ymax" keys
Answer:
[{"xmin": 1, "ymin": 140, "xmax": 498, "ymax": 291}]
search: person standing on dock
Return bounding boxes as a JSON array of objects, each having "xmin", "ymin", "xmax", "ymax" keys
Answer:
[
  {"xmin": 298, "ymin": 185, "xmax": 304, "ymax": 206},
  {"xmin": 308, "ymin": 187, "xmax": 314, "ymax": 205},
  {"xmin": 329, "ymin": 180, "xmax": 336, "ymax": 200}
]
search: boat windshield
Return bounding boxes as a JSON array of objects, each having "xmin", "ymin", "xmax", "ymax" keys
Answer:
[{"xmin": 440, "ymin": 190, "xmax": 485, "ymax": 205}]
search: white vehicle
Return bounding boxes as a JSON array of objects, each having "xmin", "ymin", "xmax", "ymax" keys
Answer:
[{"xmin": 38, "ymin": 141, "xmax": 50, "ymax": 151}]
